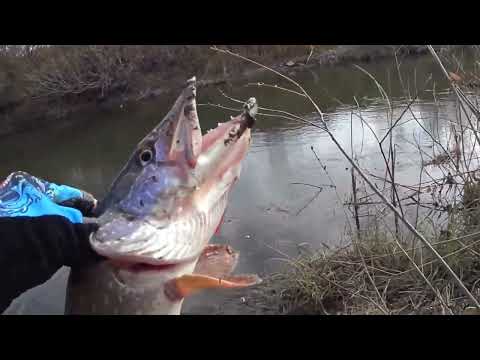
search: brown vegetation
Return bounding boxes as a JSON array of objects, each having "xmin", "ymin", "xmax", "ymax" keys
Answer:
[
  {"xmin": 0, "ymin": 45, "xmax": 319, "ymax": 103},
  {"xmin": 207, "ymin": 45, "xmax": 480, "ymax": 315}
]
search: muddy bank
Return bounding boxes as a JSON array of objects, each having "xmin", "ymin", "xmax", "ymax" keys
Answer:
[{"xmin": 0, "ymin": 45, "xmax": 466, "ymax": 138}]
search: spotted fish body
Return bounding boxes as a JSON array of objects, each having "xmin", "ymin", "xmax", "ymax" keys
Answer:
[{"xmin": 65, "ymin": 78, "xmax": 258, "ymax": 315}]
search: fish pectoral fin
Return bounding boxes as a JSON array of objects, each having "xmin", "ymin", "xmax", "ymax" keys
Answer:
[
  {"xmin": 193, "ymin": 244, "xmax": 239, "ymax": 278},
  {"xmin": 164, "ymin": 273, "xmax": 262, "ymax": 301}
]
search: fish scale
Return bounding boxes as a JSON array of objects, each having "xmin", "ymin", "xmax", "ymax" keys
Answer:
[{"xmin": 65, "ymin": 78, "xmax": 260, "ymax": 315}]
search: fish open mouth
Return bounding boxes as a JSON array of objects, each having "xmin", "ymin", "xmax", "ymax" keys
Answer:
[{"xmin": 90, "ymin": 77, "xmax": 257, "ymax": 270}]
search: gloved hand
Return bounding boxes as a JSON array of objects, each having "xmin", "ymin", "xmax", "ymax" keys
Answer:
[
  {"xmin": 0, "ymin": 171, "xmax": 104, "ymax": 314},
  {"xmin": 0, "ymin": 171, "xmax": 98, "ymax": 221}
]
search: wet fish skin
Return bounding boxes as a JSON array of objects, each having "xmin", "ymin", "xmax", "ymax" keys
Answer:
[{"xmin": 65, "ymin": 78, "xmax": 258, "ymax": 315}]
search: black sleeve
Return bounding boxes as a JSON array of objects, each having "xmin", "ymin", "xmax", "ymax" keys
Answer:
[{"xmin": 0, "ymin": 215, "xmax": 103, "ymax": 314}]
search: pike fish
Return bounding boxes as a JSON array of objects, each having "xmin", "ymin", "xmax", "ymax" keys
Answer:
[{"xmin": 65, "ymin": 77, "xmax": 259, "ymax": 315}]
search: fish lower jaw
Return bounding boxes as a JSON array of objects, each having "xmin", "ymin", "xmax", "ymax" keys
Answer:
[
  {"xmin": 92, "ymin": 189, "xmax": 230, "ymax": 269},
  {"xmin": 90, "ymin": 225, "xmax": 203, "ymax": 267}
]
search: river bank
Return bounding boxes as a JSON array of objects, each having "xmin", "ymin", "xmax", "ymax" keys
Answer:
[
  {"xmin": 227, "ymin": 228, "xmax": 480, "ymax": 315},
  {"xmin": 3, "ymin": 45, "xmax": 480, "ymax": 315},
  {"xmin": 0, "ymin": 45, "xmax": 466, "ymax": 138}
]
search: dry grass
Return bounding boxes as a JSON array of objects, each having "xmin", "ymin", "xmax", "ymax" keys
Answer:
[
  {"xmin": 0, "ymin": 45, "xmax": 451, "ymax": 107},
  {"xmin": 206, "ymin": 45, "xmax": 480, "ymax": 315},
  {"xmin": 0, "ymin": 45, "xmax": 335, "ymax": 135},
  {"xmin": 1, "ymin": 45, "xmax": 324, "ymax": 103},
  {"xmin": 242, "ymin": 222, "xmax": 480, "ymax": 315}
]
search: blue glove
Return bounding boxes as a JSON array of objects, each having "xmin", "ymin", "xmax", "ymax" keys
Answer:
[
  {"xmin": 0, "ymin": 171, "xmax": 97, "ymax": 223},
  {"xmin": 0, "ymin": 171, "xmax": 101, "ymax": 314}
]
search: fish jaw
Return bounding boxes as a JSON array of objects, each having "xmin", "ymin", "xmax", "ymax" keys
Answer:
[{"xmin": 89, "ymin": 77, "xmax": 257, "ymax": 267}]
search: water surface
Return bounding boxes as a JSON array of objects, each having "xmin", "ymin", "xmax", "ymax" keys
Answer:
[{"xmin": 3, "ymin": 53, "xmax": 473, "ymax": 314}]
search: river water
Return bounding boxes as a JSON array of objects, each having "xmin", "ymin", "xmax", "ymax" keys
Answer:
[{"xmin": 2, "ymin": 51, "xmax": 477, "ymax": 314}]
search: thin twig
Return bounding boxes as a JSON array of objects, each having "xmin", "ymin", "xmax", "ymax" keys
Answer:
[{"xmin": 211, "ymin": 45, "xmax": 480, "ymax": 309}]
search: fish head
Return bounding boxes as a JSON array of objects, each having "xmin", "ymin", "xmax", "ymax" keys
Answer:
[{"xmin": 90, "ymin": 77, "xmax": 257, "ymax": 268}]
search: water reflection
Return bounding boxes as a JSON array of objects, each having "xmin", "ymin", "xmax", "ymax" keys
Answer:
[{"xmin": 3, "ymin": 54, "xmax": 477, "ymax": 314}]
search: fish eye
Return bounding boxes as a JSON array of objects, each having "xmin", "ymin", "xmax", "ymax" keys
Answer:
[{"xmin": 139, "ymin": 149, "xmax": 153, "ymax": 165}]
